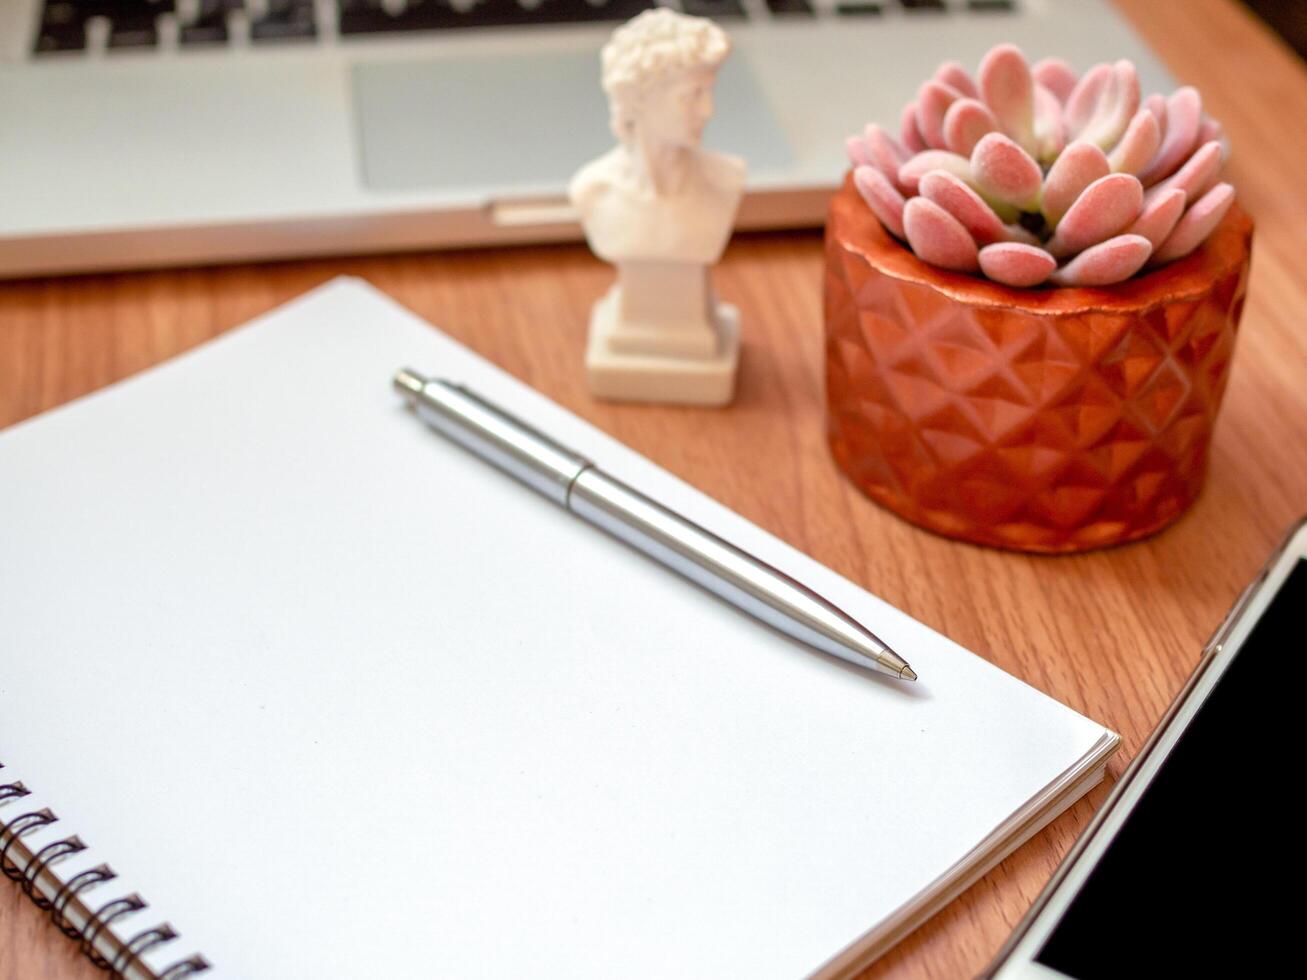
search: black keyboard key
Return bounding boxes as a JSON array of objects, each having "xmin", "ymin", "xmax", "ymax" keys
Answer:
[
  {"xmin": 337, "ymin": 0, "xmax": 655, "ymax": 35},
  {"xmin": 179, "ymin": 1, "xmax": 243, "ymax": 43},
  {"xmin": 251, "ymin": 0, "xmax": 317, "ymax": 41},
  {"xmin": 764, "ymin": 0, "xmax": 814, "ymax": 15},
  {"xmin": 474, "ymin": 0, "xmax": 654, "ymax": 30},
  {"xmin": 836, "ymin": 2, "xmax": 883, "ymax": 15},
  {"xmin": 968, "ymin": 0, "xmax": 1015, "ymax": 10},
  {"xmin": 180, "ymin": 0, "xmax": 233, "ymax": 45},
  {"xmin": 34, "ymin": 1, "xmax": 181, "ymax": 52},
  {"xmin": 450, "ymin": 0, "xmax": 540, "ymax": 29},
  {"xmin": 84, "ymin": 1, "xmax": 176, "ymax": 11},
  {"xmin": 34, "ymin": 25, "xmax": 86, "ymax": 52},
  {"xmin": 180, "ymin": 20, "xmax": 228, "ymax": 44},
  {"xmin": 33, "ymin": 0, "xmax": 87, "ymax": 52},
  {"xmin": 336, "ymin": 0, "xmax": 403, "ymax": 34},
  {"xmin": 34, "ymin": 24, "xmax": 87, "ymax": 53},
  {"xmin": 898, "ymin": 0, "xmax": 945, "ymax": 10},
  {"xmin": 680, "ymin": 0, "xmax": 747, "ymax": 19},
  {"xmin": 337, "ymin": 0, "xmax": 460, "ymax": 34},
  {"xmin": 108, "ymin": 11, "xmax": 160, "ymax": 48}
]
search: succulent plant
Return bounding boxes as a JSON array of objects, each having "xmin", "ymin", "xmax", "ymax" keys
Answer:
[{"xmin": 846, "ymin": 44, "xmax": 1235, "ymax": 287}]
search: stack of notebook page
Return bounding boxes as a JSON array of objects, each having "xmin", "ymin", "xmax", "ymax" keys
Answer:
[{"xmin": 0, "ymin": 278, "xmax": 1118, "ymax": 979}]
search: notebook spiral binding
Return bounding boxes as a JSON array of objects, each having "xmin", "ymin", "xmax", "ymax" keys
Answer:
[{"xmin": 0, "ymin": 762, "xmax": 210, "ymax": 979}]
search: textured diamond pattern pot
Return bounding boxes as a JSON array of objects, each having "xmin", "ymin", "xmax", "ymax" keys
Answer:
[{"xmin": 825, "ymin": 174, "xmax": 1253, "ymax": 553}]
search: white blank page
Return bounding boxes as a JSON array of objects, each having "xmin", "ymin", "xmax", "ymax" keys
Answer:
[{"xmin": 0, "ymin": 278, "xmax": 1108, "ymax": 978}]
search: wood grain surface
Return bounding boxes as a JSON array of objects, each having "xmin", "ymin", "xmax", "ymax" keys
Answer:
[{"xmin": 3, "ymin": 1, "xmax": 1305, "ymax": 977}]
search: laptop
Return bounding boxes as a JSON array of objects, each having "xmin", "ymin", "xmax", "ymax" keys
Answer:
[{"xmin": 0, "ymin": 0, "xmax": 1171, "ymax": 278}]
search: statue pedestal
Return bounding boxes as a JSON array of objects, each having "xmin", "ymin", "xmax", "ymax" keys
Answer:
[{"xmin": 585, "ymin": 280, "xmax": 739, "ymax": 406}]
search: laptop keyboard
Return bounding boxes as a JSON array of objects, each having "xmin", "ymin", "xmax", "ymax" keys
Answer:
[{"xmin": 32, "ymin": 0, "xmax": 1017, "ymax": 55}]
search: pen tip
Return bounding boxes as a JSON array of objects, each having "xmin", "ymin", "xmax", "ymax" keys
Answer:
[
  {"xmin": 899, "ymin": 665, "xmax": 918, "ymax": 682},
  {"xmin": 393, "ymin": 368, "xmax": 426, "ymax": 404}
]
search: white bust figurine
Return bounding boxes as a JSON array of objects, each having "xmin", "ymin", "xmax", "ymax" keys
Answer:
[{"xmin": 569, "ymin": 9, "xmax": 746, "ymax": 406}]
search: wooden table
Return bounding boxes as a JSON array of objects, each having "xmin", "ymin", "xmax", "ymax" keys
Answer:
[{"xmin": 3, "ymin": 1, "xmax": 1304, "ymax": 976}]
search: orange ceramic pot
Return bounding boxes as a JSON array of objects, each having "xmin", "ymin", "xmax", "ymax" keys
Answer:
[{"xmin": 824, "ymin": 174, "xmax": 1253, "ymax": 553}]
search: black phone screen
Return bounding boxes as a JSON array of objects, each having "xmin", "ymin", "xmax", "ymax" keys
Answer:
[{"xmin": 1034, "ymin": 559, "xmax": 1306, "ymax": 978}]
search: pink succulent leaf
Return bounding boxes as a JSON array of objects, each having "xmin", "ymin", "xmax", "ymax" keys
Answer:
[
  {"xmin": 1106, "ymin": 109, "xmax": 1162, "ymax": 175},
  {"xmin": 1140, "ymin": 86, "xmax": 1203, "ymax": 185},
  {"xmin": 1063, "ymin": 63, "xmax": 1112, "ymax": 137},
  {"xmin": 943, "ymin": 98, "xmax": 1000, "ymax": 157},
  {"xmin": 970, "ymin": 132, "xmax": 1042, "ymax": 210},
  {"xmin": 978, "ymin": 242, "xmax": 1058, "ymax": 287},
  {"xmin": 1126, "ymin": 187, "xmax": 1186, "ymax": 250},
  {"xmin": 846, "ymin": 134, "xmax": 875, "ymax": 169},
  {"xmin": 1033, "ymin": 84, "xmax": 1067, "ymax": 162},
  {"xmin": 851, "ymin": 44, "xmax": 1234, "ymax": 284},
  {"xmin": 854, "ymin": 165, "xmax": 908, "ymax": 239},
  {"xmin": 1080, "ymin": 61, "xmax": 1140, "ymax": 150},
  {"xmin": 1151, "ymin": 140, "xmax": 1223, "ymax": 203},
  {"xmin": 900, "ymin": 102, "xmax": 928, "ymax": 154},
  {"xmin": 1151, "ymin": 182, "xmax": 1235, "ymax": 264},
  {"xmin": 1041, "ymin": 140, "xmax": 1111, "ymax": 226},
  {"xmin": 1032, "ymin": 57, "xmax": 1078, "ymax": 104},
  {"xmin": 1143, "ymin": 92, "xmax": 1167, "ymax": 125},
  {"xmin": 1197, "ymin": 115, "xmax": 1230, "ymax": 162},
  {"xmin": 1050, "ymin": 234, "xmax": 1153, "ymax": 286},
  {"xmin": 919, "ymin": 170, "xmax": 1008, "ymax": 245},
  {"xmin": 916, "ymin": 80, "xmax": 962, "ymax": 150},
  {"xmin": 863, "ymin": 124, "xmax": 911, "ymax": 191},
  {"xmin": 1047, "ymin": 172, "xmax": 1144, "ymax": 258},
  {"xmin": 903, "ymin": 197, "xmax": 981, "ymax": 272},
  {"xmin": 1002, "ymin": 222, "xmax": 1042, "ymax": 246},
  {"xmin": 934, "ymin": 60, "xmax": 979, "ymax": 99},
  {"xmin": 978, "ymin": 43, "xmax": 1036, "ymax": 154},
  {"xmin": 1095, "ymin": 62, "xmax": 1141, "ymax": 149},
  {"xmin": 1071, "ymin": 74, "xmax": 1114, "ymax": 142},
  {"xmin": 897, "ymin": 149, "xmax": 973, "ymax": 195},
  {"xmin": 868, "ymin": 124, "xmax": 909, "ymax": 162}
]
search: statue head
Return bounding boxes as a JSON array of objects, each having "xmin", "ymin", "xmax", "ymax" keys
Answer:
[{"xmin": 601, "ymin": 9, "xmax": 731, "ymax": 152}]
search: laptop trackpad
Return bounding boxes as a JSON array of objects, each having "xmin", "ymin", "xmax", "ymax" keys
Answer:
[{"xmin": 351, "ymin": 50, "xmax": 793, "ymax": 193}]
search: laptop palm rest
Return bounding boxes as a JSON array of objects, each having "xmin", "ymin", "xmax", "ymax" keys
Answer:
[{"xmin": 351, "ymin": 50, "xmax": 794, "ymax": 194}]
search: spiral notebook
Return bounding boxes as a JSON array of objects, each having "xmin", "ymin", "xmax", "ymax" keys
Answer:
[{"xmin": 0, "ymin": 278, "xmax": 1118, "ymax": 979}]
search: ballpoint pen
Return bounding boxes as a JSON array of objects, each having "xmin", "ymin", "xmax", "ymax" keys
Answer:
[{"xmin": 393, "ymin": 369, "xmax": 917, "ymax": 682}]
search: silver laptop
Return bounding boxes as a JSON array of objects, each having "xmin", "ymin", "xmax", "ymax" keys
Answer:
[{"xmin": 0, "ymin": 0, "xmax": 1170, "ymax": 278}]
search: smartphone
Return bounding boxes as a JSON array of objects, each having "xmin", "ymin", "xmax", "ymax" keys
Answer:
[{"xmin": 984, "ymin": 516, "xmax": 1307, "ymax": 979}]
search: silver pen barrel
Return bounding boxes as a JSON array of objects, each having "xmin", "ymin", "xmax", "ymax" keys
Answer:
[
  {"xmin": 394, "ymin": 369, "xmax": 915, "ymax": 681},
  {"xmin": 568, "ymin": 469, "xmax": 912, "ymax": 679},
  {"xmin": 394, "ymin": 369, "xmax": 591, "ymax": 506}
]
